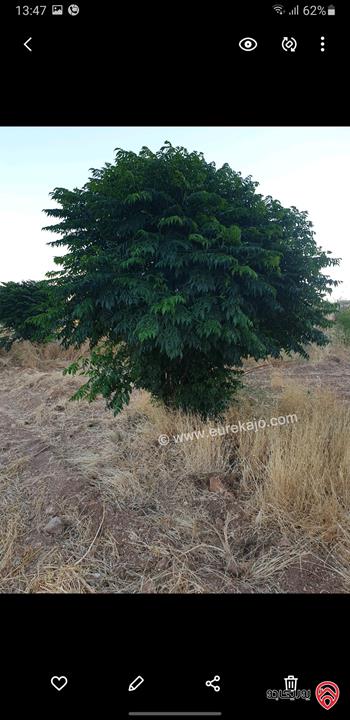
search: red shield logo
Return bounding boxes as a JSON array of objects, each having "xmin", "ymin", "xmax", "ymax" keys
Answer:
[{"xmin": 315, "ymin": 681, "xmax": 340, "ymax": 710}]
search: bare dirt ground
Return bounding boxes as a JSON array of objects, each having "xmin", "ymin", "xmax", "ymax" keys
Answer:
[{"xmin": 0, "ymin": 340, "xmax": 349, "ymax": 593}]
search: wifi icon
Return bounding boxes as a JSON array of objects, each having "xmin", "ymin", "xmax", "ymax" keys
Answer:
[{"xmin": 273, "ymin": 3, "xmax": 285, "ymax": 13}]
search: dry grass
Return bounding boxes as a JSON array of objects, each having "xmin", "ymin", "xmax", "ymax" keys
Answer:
[
  {"xmin": 242, "ymin": 325, "xmax": 349, "ymax": 369},
  {"xmin": 0, "ymin": 337, "xmax": 349, "ymax": 593},
  {"xmin": 238, "ymin": 385, "xmax": 350, "ymax": 536},
  {"xmin": 0, "ymin": 339, "xmax": 89, "ymax": 370}
]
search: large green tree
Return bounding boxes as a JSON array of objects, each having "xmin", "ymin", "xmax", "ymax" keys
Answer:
[{"xmin": 43, "ymin": 142, "xmax": 339, "ymax": 417}]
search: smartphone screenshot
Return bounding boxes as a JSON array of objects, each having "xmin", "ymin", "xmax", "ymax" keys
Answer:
[{"xmin": 0, "ymin": 1, "xmax": 348, "ymax": 716}]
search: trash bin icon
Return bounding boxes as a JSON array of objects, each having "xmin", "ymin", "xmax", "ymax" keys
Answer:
[{"xmin": 284, "ymin": 675, "xmax": 298, "ymax": 692}]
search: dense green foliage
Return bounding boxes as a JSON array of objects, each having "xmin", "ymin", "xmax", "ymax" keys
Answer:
[
  {"xmin": 0, "ymin": 280, "xmax": 58, "ymax": 349},
  {"xmin": 335, "ymin": 306, "xmax": 350, "ymax": 344},
  {"xmin": 43, "ymin": 142, "xmax": 339, "ymax": 417}
]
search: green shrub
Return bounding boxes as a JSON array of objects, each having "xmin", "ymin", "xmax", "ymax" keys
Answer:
[
  {"xmin": 335, "ymin": 307, "xmax": 350, "ymax": 344},
  {"xmin": 0, "ymin": 280, "xmax": 59, "ymax": 350}
]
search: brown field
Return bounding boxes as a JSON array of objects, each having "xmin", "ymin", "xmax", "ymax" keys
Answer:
[{"xmin": 0, "ymin": 334, "xmax": 350, "ymax": 593}]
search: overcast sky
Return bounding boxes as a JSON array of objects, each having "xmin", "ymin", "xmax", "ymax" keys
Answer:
[{"xmin": 0, "ymin": 126, "xmax": 348, "ymax": 299}]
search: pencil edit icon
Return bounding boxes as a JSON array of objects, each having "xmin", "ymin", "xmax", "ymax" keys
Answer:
[{"xmin": 129, "ymin": 676, "xmax": 145, "ymax": 692}]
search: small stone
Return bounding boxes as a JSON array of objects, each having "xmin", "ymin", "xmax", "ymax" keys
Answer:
[
  {"xmin": 54, "ymin": 405, "xmax": 65, "ymax": 412},
  {"xmin": 44, "ymin": 516, "xmax": 64, "ymax": 535},
  {"xmin": 279, "ymin": 537, "xmax": 292, "ymax": 548},
  {"xmin": 156, "ymin": 558, "xmax": 169, "ymax": 571},
  {"xmin": 209, "ymin": 475, "xmax": 226, "ymax": 493}
]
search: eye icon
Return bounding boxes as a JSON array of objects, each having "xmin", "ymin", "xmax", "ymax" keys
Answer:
[{"xmin": 238, "ymin": 37, "xmax": 258, "ymax": 52}]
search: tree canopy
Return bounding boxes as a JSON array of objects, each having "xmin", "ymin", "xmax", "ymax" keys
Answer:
[{"xmin": 42, "ymin": 142, "xmax": 339, "ymax": 417}]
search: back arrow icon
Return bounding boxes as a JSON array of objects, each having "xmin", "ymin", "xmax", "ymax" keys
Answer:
[{"xmin": 24, "ymin": 37, "xmax": 32, "ymax": 52}]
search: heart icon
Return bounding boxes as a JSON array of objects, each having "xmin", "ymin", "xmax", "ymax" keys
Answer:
[
  {"xmin": 315, "ymin": 681, "xmax": 339, "ymax": 710},
  {"xmin": 51, "ymin": 676, "xmax": 68, "ymax": 691}
]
